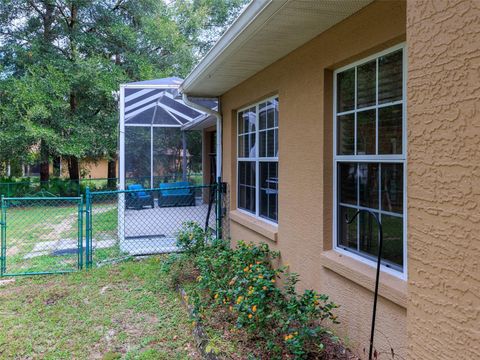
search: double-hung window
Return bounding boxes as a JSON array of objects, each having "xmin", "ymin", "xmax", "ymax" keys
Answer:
[
  {"xmin": 237, "ymin": 97, "xmax": 279, "ymax": 223},
  {"xmin": 334, "ymin": 44, "xmax": 406, "ymax": 277}
]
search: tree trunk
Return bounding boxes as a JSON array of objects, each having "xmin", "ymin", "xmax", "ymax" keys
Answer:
[
  {"xmin": 67, "ymin": 156, "xmax": 80, "ymax": 181},
  {"xmin": 107, "ymin": 158, "xmax": 116, "ymax": 189},
  {"xmin": 40, "ymin": 140, "xmax": 50, "ymax": 182}
]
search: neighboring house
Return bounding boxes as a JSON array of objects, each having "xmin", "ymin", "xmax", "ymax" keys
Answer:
[
  {"xmin": 21, "ymin": 157, "xmax": 115, "ymax": 179},
  {"xmin": 179, "ymin": 1, "xmax": 480, "ymax": 359}
]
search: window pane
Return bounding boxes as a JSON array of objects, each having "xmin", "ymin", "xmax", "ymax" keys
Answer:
[
  {"xmin": 238, "ymin": 162, "xmax": 245, "ymax": 185},
  {"xmin": 378, "ymin": 104, "xmax": 402, "ymax": 154},
  {"xmin": 239, "ymin": 185, "xmax": 245, "ymax": 211},
  {"xmin": 339, "ymin": 206, "xmax": 357, "ymax": 250},
  {"xmin": 337, "ymin": 68, "xmax": 355, "ymax": 112},
  {"xmin": 259, "ymin": 131, "xmax": 266, "ymax": 157},
  {"xmin": 337, "ymin": 114, "xmax": 354, "ymax": 155},
  {"xmin": 379, "ymin": 49, "xmax": 403, "ymax": 104},
  {"xmin": 339, "ymin": 163, "xmax": 357, "ymax": 205},
  {"xmin": 259, "ymin": 103, "xmax": 266, "ymax": 130},
  {"xmin": 359, "ymin": 211, "xmax": 379, "ymax": 258},
  {"xmin": 246, "ymin": 186, "xmax": 256, "ymax": 213},
  {"xmin": 267, "ymin": 101, "xmax": 275, "ymax": 129},
  {"xmin": 238, "ymin": 111, "xmax": 245, "ymax": 134},
  {"xmin": 248, "ymin": 132, "xmax": 256, "ymax": 158},
  {"xmin": 357, "ymin": 110, "xmax": 376, "ymax": 155},
  {"xmin": 245, "ymin": 107, "xmax": 256, "ymax": 133},
  {"xmin": 382, "ymin": 214, "xmax": 403, "ymax": 268},
  {"xmin": 248, "ymin": 162, "xmax": 256, "ymax": 186},
  {"xmin": 243, "ymin": 111, "xmax": 249, "ymax": 134},
  {"xmin": 238, "ymin": 134, "xmax": 245, "ymax": 157},
  {"xmin": 266, "ymin": 129, "xmax": 275, "ymax": 157},
  {"xmin": 357, "ymin": 60, "xmax": 376, "ymax": 109},
  {"xmin": 274, "ymin": 128, "xmax": 278, "ymax": 157},
  {"xmin": 274, "ymin": 98, "xmax": 279, "ymax": 127},
  {"xmin": 359, "ymin": 163, "xmax": 379, "ymax": 209},
  {"xmin": 238, "ymin": 161, "xmax": 256, "ymax": 213},
  {"xmin": 260, "ymin": 162, "xmax": 278, "ymax": 222},
  {"xmin": 381, "ymin": 163, "xmax": 403, "ymax": 213}
]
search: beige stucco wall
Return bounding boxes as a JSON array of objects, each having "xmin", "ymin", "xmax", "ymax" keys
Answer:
[
  {"xmin": 81, "ymin": 158, "xmax": 115, "ymax": 179},
  {"xmin": 59, "ymin": 158, "xmax": 116, "ymax": 179},
  {"xmin": 406, "ymin": 1, "xmax": 480, "ymax": 359},
  {"xmin": 220, "ymin": 1, "xmax": 408, "ymax": 357}
]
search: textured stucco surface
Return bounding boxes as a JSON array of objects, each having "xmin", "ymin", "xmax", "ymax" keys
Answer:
[
  {"xmin": 406, "ymin": 1, "xmax": 480, "ymax": 359},
  {"xmin": 220, "ymin": 1, "xmax": 408, "ymax": 357}
]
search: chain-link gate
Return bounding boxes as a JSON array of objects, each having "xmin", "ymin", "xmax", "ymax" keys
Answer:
[
  {"xmin": 0, "ymin": 197, "xmax": 83, "ymax": 276},
  {"xmin": 85, "ymin": 183, "xmax": 224, "ymax": 268},
  {"xmin": 0, "ymin": 182, "xmax": 228, "ymax": 276}
]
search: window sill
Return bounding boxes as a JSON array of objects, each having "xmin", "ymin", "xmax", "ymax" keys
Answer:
[
  {"xmin": 230, "ymin": 210, "xmax": 278, "ymax": 242},
  {"xmin": 319, "ymin": 250, "xmax": 407, "ymax": 308}
]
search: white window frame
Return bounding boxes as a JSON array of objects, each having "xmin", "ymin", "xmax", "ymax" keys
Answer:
[
  {"xmin": 237, "ymin": 95, "xmax": 279, "ymax": 226},
  {"xmin": 333, "ymin": 43, "xmax": 407, "ymax": 280}
]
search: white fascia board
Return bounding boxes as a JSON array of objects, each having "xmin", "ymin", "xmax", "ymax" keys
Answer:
[
  {"xmin": 180, "ymin": 0, "xmax": 288, "ymax": 96},
  {"xmin": 122, "ymin": 84, "xmax": 180, "ymax": 89}
]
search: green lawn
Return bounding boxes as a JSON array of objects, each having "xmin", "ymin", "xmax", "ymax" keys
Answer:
[
  {"xmin": 0, "ymin": 257, "xmax": 199, "ymax": 359},
  {"xmin": 2, "ymin": 204, "xmax": 120, "ymax": 274}
]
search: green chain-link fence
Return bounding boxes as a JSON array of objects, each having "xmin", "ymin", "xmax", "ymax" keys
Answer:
[
  {"xmin": 0, "ymin": 182, "xmax": 227, "ymax": 276},
  {"xmin": 85, "ymin": 183, "xmax": 223, "ymax": 268},
  {"xmin": 0, "ymin": 197, "xmax": 83, "ymax": 276}
]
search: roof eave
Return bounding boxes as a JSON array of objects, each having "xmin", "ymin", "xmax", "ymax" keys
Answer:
[
  {"xmin": 180, "ymin": 0, "xmax": 374, "ymax": 98},
  {"xmin": 180, "ymin": 0, "xmax": 287, "ymax": 97}
]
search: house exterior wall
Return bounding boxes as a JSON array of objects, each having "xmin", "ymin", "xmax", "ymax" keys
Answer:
[
  {"xmin": 406, "ymin": 1, "xmax": 480, "ymax": 359},
  {"xmin": 59, "ymin": 158, "xmax": 116, "ymax": 179},
  {"xmin": 81, "ymin": 158, "xmax": 111, "ymax": 179},
  {"xmin": 220, "ymin": 1, "xmax": 408, "ymax": 357}
]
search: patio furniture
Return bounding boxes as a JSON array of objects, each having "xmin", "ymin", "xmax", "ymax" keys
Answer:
[
  {"xmin": 126, "ymin": 184, "xmax": 155, "ymax": 210},
  {"xmin": 158, "ymin": 181, "xmax": 195, "ymax": 207}
]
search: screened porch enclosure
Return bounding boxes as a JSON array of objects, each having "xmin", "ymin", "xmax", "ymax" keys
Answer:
[
  {"xmin": 121, "ymin": 77, "xmax": 212, "ymax": 187},
  {"xmin": 114, "ymin": 78, "xmax": 217, "ymax": 255}
]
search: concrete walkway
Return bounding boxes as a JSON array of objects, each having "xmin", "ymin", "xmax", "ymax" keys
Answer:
[{"xmin": 121, "ymin": 201, "xmax": 215, "ymax": 254}]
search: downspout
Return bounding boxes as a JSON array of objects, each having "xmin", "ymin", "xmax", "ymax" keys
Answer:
[{"xmin": 181, "ymin": 93, "xmax": 222, "ymax": 180}]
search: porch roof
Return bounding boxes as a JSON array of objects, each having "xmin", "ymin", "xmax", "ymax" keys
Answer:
[
  {"xmin": 122, "ymin": 79, "xmax": 217, "ymax": 127},
  {"xmin": 180, "ymin": 0, "xmax": 373, "ymax": 97}
]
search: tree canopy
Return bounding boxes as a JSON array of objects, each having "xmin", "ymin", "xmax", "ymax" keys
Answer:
[{"xmin": 0, "ymin": 0, "xmax": 247, "ymax": 180}]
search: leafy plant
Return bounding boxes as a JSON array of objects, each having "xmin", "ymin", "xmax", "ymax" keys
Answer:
[
  {"xmin": 169, "ymin": 223, "xmax": 340, "ymax": 358},
  {"xmin": 176, "ymin": 221, "xmax": 211, "ymax": 256}
]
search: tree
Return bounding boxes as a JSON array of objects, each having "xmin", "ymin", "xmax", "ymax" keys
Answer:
[
  {"xmin": 169, "ymin": 0, "xmax": 249, "ymax": 55},
  {"xmin": 0, "ymin": 0, "xmax": 248, "ymax": 181}
]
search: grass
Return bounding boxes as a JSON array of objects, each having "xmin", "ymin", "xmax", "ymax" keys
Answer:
[
  {"xmin": 2, "ymin": 204, "xmax": 120, "ymax": 274},
  {"xmin": 0, "ymin": 257, "xmax": 199, "ymax": 359},
  {"xmin": 4, "ymin": 205, "xmax": 80, "ymax": 274}
]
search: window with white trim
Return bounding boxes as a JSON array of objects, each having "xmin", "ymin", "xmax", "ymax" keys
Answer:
[
  {"xmin": 237, "ymin": 97, "xmax": 279, "ymax": 223},
  {"xmin": 334, "ymin": 45, "xmax": 406, "ymax": 275}
]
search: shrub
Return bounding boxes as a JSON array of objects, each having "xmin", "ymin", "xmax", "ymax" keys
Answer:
[
  {"xmin": 171, "ymin": 223, "xmax": 340, "ymax": 358},
  {"xmin": 175, "ymin": 221, "xmax": 211, "ymax": 256},
  {"xmin": 161, "ymin": 253, "xmax": 198, "ymax": 289}
]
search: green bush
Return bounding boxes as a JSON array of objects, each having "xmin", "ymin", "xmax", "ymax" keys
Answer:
[
  {"xmin": 0, "ymin": 177, "xmax": 114, "ymax": 197},
  {"xmin": 175, "ymin": 221, "xmax": 212, "ymax": 256},
  {"xmin": 170, "ymin": 222, "xmax": 340, "ymax": 358}
]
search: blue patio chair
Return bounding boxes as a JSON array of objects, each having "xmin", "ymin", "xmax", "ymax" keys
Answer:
[
  {"xmin": 158, "ymin": 182, "xmax": 195, "ymax": 207},
  {"xmin": 126, "ymin": 184, "xmax": 154, "ymax": 210}
]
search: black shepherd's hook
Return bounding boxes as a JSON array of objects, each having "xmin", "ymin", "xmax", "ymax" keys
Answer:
[{"xmin": 345, "ymin": 210, "xmax": 383, "ymax": 360}]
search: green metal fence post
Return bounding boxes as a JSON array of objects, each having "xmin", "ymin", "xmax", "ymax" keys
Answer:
[
  {"xmin": 0, "ymin": 196, "xmax": 5, "ymax": 276},
  {"xmin": 85, "ymin": 187, "xmax": 91, "ymax": 269},
  {"xmin": 78, "ymin": 196, "xmax": 83, "ymax": 270}
]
